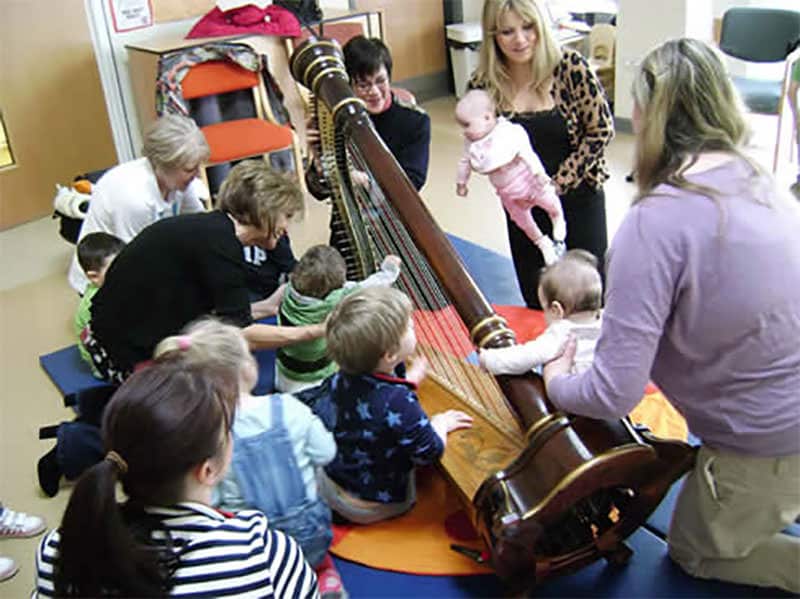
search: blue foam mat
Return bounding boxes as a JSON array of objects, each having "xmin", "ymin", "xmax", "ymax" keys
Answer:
[
  {"xmin": 39, "ymin": 345, "xmax": 106, "ymax": 398},
  {"xmin": 447, "ymin": 234, "xmax": 525, "ymax": 306},
  {"xmin": 333, "ymin": 527, "xmax": 791, "ymax": 598}
]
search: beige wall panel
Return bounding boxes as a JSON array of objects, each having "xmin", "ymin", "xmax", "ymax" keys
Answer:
[
  {"xmin": 152, "ymin": 0, "xmax": 215, "ymax": 23},
  {"xmin": 355, "ymin": 0, "xmax": 446, "ymax": 81},
  {"xmin": 0, "ymin": 0, "xmax": 116, "ymax": 229}
]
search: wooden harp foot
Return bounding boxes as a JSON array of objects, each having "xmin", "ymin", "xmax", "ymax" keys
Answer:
[{"xmin": 602, "ymin": 541, "xmax": 633, "ymax": 567}]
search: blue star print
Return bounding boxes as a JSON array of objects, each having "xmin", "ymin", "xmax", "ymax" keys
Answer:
[
  {"xmin": 377, "ymin": 491, "xmax": 392, "ymax": 502},
  {"xmin": 356, "ymin": 400, "xmax": 372, "ymax": 420},
  {"xmin": 418, "ymin": 415, "xmax": 429, "ymax": 427},
  {"xmin": 386, "ymin": 410, "xmax": 402, "ymax": 428},
  {"xmin": 353, "ymin": 448, "xmax": 371, "ymax": 465},
  {"xmin": 363, "ymin": 429, "xmax": 375, "ymax": 440}
]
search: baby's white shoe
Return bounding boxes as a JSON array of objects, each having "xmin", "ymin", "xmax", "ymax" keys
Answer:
[
  {"xmin": 535, "ymin": 236, "xmax": 558, "ymax": 265},
  {"xmin": 552, "ymin": 217, "xmax": 567, "ymax": 244}
]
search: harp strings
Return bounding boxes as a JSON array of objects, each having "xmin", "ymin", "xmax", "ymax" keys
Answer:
[
  {"xmin": 315, "ymin": 100, "xmax": 365, "ymax": 278},
  {"xmin": 344, "ymin": 142, "xmax": 521, "ymax": 435}
]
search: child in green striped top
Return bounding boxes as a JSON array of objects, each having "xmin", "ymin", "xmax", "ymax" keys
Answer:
[{"xmin": 276, "ymin": 244, "xmax": 401, "ymax": 392}]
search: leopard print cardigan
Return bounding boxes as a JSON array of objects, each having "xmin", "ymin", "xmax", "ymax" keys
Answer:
[{"xmin": 469, "ymin": 47, "xmax": 614, "ymax": 195}]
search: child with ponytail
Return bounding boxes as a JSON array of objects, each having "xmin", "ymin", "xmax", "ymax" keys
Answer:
[{"xmin": 34, "ymin": 352, "xmax": 318, "ymax": 598}]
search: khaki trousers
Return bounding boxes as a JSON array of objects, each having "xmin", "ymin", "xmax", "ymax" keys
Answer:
[{"xmin": 668, "ymin": 445, "xmax": 800, "ymax": 593}]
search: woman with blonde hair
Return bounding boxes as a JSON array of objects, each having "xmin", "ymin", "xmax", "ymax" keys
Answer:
[
  {"xmin": 544, "ymin": 38, "xmax": 800, "ymax": 593},
  {"xmin": 68, "ymin": 114, "xmax": 211, "ymax": 293},
  {"xmin": 470, "ymin": 0, "xmax": 613, "ymax": 308}
]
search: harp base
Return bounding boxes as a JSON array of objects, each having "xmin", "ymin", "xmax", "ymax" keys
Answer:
[{"xmin": 472, "ymin": 419, "xmax": 697, "ymax": 590}]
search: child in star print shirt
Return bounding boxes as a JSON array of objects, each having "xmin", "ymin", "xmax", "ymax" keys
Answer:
[{"xmin": 317, "ymin": 287, "xmax": 473, "ymax": 524}]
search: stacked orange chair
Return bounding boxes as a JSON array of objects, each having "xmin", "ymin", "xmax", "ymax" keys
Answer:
[{"xmin": 180, "ymin": 59, "xmax": 304, "ymax": 196}]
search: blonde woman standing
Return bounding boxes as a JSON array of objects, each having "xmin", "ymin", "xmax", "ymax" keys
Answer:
[
  {"xmin": 470, "ymin": 0, "xmax": 613, "ymax": 308},
  {"xmin": 544, "ymin": 39, "xmax": 800, "ymax": 593}
]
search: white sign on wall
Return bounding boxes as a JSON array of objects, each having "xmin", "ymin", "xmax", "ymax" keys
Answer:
[{"xmin": 109, "ymin": 0, "xmax": 154, "ymax": 33}]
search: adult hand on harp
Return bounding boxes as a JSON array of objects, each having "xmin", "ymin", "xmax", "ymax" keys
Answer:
[{"xmin": 543, "ymin": 334, "xmax": 577, "ymax": 388}]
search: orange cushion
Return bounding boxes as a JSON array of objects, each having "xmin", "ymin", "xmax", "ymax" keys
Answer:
[
  {"xmin": 182, "ymin": 61, "xmax": 260, "ymax": 99},
  {"xmin": 201, "ymin": 119, "xmax": 294, "ymax": 164}
]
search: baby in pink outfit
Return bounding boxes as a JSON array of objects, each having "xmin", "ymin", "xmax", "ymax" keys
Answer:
[{"xmin": 455, "ymin": 89, "xmax": 566, "ymax": 265}]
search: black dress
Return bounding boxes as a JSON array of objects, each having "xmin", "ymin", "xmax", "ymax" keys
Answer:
[{"xmin": 508, "ymin": 108, "xmax": 608, "ymax": 309}]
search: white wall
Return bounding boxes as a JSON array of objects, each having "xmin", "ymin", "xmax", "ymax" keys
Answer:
[
  {"xmin": 614, "ymin": 0, "xmax": 713, "ymax": 120},
  {"xmin": 320, "ymin": 0, "xmax": 350, "ymax": 9}
]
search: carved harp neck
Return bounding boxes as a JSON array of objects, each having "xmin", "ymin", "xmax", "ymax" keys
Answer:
[{"xmin": 290, "ymin": 39, "xmax": 514, "ymax": 350}]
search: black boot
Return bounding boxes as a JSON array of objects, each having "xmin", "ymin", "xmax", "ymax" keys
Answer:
[{"xmin": 38, "ymin": 446, "xmax": 62, "ymax": 498}]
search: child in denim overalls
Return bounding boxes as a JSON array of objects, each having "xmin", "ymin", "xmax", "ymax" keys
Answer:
[{"xmin": 154, "ymin": 318, "xmax": 345, "ymax": 598}]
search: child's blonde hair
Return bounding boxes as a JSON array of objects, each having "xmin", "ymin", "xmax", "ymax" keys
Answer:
[
  {"xmin": 326, "ymin": 286, "xmax": 412, "ymax": 375},
  {"xmin": 291, "ymin": 244, "xmax": 347, "ymax": 299},
  {"xmin": 538, "ymin": 250, "xmax": 602, "ymax": 315},
  {"xmin": 154, "ymin": 317, "xmax": 253, "ymax": 382}
]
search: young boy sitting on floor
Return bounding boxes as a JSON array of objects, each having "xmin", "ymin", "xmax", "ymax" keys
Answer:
[
  {"xmin": 317, "ymin": 286, "xmax": 473, "ymax": 524},
  {"xmin": 480, "ymin": 249, "xmax": 602, "ymax": 375},
  {"xmin": 74, "ymin": 232, "xmax": 125, "ymax": 377},
  {"xmin": 276, "ymin": 244, "xmax": 401, "ymax": 392}
]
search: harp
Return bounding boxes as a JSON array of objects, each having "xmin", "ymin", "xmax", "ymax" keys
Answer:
[{"xmin": 291, "ymin": 39, "xmax": 695, "ymax": 590}]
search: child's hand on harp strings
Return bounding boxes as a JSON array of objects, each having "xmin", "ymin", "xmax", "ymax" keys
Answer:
[
  {"xmin": 431, "ymin": 409, "xmax": 474, "ymax": 435},
  {"xmin": 306, "ymin": 127, "xmax": 321, "ymax": 148},
  {"xmin": 405, "ymin": 355, "xmax": 428, "ymax": 386}
]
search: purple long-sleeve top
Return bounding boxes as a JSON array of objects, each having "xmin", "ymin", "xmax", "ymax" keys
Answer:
[{"xmin": 548, "ymin": 158, "xmax": 800, "ymax": 457}]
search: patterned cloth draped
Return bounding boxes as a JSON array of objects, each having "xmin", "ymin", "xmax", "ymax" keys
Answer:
[{"xmin": 155, "ymin": 42, "xmax": 291, "ymax": 126}]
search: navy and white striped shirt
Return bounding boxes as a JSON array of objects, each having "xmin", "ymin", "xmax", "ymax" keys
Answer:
[{"xmin": 34, "ymin": 502, "xmax": 319, "ymax": 598}]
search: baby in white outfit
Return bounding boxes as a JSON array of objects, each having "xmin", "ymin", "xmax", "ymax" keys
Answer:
[{"xmin": 479, "ymin": 249, "xmax": 602, "ymax": 375}]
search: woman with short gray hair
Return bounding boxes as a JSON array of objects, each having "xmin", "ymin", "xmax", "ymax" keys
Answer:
[{"xmin": 68, "ymin": 114, "xmax": 211, "ymax": 293}]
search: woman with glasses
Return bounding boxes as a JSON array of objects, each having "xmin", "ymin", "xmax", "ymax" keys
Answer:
[
  {"xmin": 471, "ymin": 0, "xmax": 614, "ymax": 309},
  {"xmin": 342, "ymin": 36, "xmax": 431, "ymax": 191},
  {"xmin": 306, "ymin": 36, "xmax": 431, "ymax": 195}
]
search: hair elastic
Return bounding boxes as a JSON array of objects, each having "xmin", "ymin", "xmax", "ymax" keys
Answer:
[
  {"xmin": 177, "ymin": 335, "xmax": 192, "ymax": 351},
  {"xmin": 105, "ymin": 450, "xmax": 128, "ymax": 475}
]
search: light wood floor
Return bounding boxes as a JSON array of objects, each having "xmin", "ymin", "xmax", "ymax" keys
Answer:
[{"xmin": 0, "ymin": 95, "xmax": 795, "ymax": 596}]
